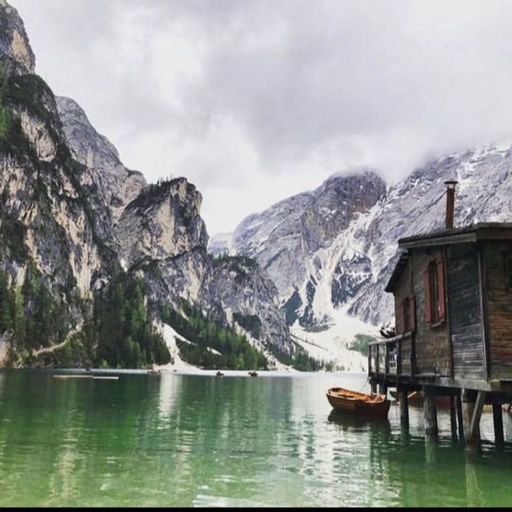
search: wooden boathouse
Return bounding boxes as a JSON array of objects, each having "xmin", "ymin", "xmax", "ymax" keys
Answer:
[{"xmin": 368, "ymin": 180, "xmax": 512, "ymax": 449}]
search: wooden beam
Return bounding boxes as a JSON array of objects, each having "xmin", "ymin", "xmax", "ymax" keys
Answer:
[
  {"xmin": 400, "ymin": 232, "xmax": 477, "ymax": 250},
  {"xmin": 456, "ymin": 393, "xmax": 464, "ymax": 440},
  {"xmin": 463, "ymin": 390, "xmax": 485, "ymax": 450},
  {"xmin": 450, "ymin": 396, "xmax": 458, "ymax": 441},
  {"xmin": 492, "ymin": 402, "xmax": 504, "ymax": 446},
  {"xmin": 443, "ymin": 247, "xmax": 455, "ymax": 379},
  {"xmin": 398, "ymin": 389, "xmax": 409, "ymax": 431},
  {"xmin": 477, "ymin": 245, "xmax": 490, "ymax": 380},
  {"xmin": 469, "ymin": 391, "xmax": 486, "ymax": 439},
  {"xmin": 423, "ymin": 387, "xmax": 438, "ymax": 439}
]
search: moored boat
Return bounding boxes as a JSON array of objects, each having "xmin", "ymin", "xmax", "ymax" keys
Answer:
[{"xmin": 326, "ymin": 387, "xmax": 390, "ymax": 418}]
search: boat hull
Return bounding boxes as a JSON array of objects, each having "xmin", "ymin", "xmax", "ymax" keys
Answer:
[{"xmin": 326, "ymin": 387, "xmax": 390, "ymax": 417}]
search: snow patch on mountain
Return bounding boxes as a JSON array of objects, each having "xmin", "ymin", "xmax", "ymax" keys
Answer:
[{"xmin": 291, "ymin": 307, "xmax": 377, "ymax": 372}]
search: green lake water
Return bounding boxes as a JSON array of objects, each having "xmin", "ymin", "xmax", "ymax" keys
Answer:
[{"xmin": 0, "ymin": 369, "xmax": 512, "ymax": 507}]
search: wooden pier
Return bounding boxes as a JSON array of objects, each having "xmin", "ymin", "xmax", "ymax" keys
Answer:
[{"xmin": 369, "ymin": 181, "xmax": 512, "ymax": 450}]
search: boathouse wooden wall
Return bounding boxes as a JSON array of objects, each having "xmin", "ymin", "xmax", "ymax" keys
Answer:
[
  {"xmin": 483, "ymin": 241, "xmax": 512, "ymax": 380},
  {"xmin": 392, "ymin": 260, "xmax": 413, "ymax": 375},
  {"xmin": 446, "ymin": 244, "xmax": 485, "ymax": 380},
  {"xmin": 412, "ymin": 250, "xmax": 451, "ymax": 377}
]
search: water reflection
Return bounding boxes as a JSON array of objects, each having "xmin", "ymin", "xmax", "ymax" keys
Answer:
[{"xmin": 0, "ymin": 370, "xmax": 511, "ymax": 506}]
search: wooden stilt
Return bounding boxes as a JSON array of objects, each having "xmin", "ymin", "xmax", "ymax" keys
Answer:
[
  {"xmin": 378, "ymin": 383, "xmax": 387, "ymax": 396},
  {"xmin": 423, "ymin": 387, "xmax": 438, "ymax": 439},
  {"xmin": 492, "ymin": 402, "xmax": 504, "ymax": 446},
  {"xmin": 456, "ymin": 393, "xmax": 464, "ymax": 441},
  {"xmin": 370, "ymin": 379, "xmax": 377, "ymax": 394},
  {"xmin": 450, "ymin": 395, "xmax": 458, "ymax": 441},
  {"xmin": 463, "ymin": 390, "xmax": 485, "ymax": 451},
  {"xmin": 398, "ymin": 389, "xmax": 409, "ymax": 432}
]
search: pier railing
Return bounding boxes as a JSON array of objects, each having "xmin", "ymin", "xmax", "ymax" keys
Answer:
[{"xmin": 368, "ymin": 333, "xmax": 414, "ymax": 379}]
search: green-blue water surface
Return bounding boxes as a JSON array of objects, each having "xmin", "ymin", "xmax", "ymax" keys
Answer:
[{"xmin": 0, "ymin": 369, "xmax": 511, "ymax": 507}]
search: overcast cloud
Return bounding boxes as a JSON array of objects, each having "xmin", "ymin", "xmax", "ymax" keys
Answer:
[{"xmin": 11, "ymin": 0, "xmax": 512, "ymax": 234}]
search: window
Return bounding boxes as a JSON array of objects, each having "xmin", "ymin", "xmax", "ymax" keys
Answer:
[{"xmin": 423, "ymin": 259, "xmax": 446, "ymax": 326}]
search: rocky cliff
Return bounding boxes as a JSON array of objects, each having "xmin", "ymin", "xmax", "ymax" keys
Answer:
[
  {"xmin": 232, "ymin": 170, "xmax": 386, "ymax": 325},
  {"xmin": 0, "ymin": 0, "xmax": 294, "ymax": 368},
  {"xmin": 205, "ymin": 255, "xmax": 291, "ymax": 357},
  {"xmin": 0, "ymin": 0, "xmax": 34, "ymax": 75},
  {"xmin": 56, "ymin": 96, "xmax": 145, "ymax": 220}
]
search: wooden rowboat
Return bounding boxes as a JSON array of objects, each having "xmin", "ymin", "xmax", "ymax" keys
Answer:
[{"xmin": 326, "ymin": 387, "xmax": 390, "ymax": 418}]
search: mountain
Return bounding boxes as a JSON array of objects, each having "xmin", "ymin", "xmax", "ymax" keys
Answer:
[
  {"xmin": 0, "ymin": 0, "xmax": 293, "ymax": 370},
  {"xmin": 232, "ymin": 144, "xmax": 512, "ymax": 346},
  {"xmin": 233, "ymin": 170, "xmax": 386, "ymax": 301},
  {"xmin": 56, "ymin": 96, "xmax": 146, "ymax": 220}
]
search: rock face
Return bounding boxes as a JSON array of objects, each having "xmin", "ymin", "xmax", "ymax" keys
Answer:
[
  {"xmin": 0, "ymin": 0, "xmax": 35, "ymax": 75},
  {"xmin": 232, "ymin": 170, "xmax": 387, "ymax": 326},
  {"xmin": 0, "ymin": 74, "xmax": 118, "ymax": 301},
  {"xmin": 56, "ymin": 97, "xmax": 145, "ymax": 220},
  {"xmin": 0, "ymin": 1, "xmax": 120, "ymax": 348},
  {"xmin": 205, "ymin": 256, "xmax": 291, "ymax": 356},
  {"xmin": 117, "ymin": 178, "xmax": 210, "ymax": 305}
]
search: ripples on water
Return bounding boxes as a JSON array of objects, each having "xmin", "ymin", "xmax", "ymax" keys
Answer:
[{"xmin": 0, "ymin": 370, "xmax": 511, "ymax": 507}]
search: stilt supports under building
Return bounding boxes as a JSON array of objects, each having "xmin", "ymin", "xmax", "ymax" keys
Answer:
[
  {"xmin": 398, "ymin": 388, "xmax": 409, "ymax": 433},
  {"xmin": 449, "ymin": 396, "xmax": 458, "ymax": 441},
  {"xmin": 423, "ymin": 386, "xmax": 438, "ymax": 439},
  {"xmin": 492, "ymin": 402, "xmax": 504, "ymax": 446},
  {"xmin": 456, "ymin": 393, "xmax": 464, "ymax": 441},
  {"xmin": 462, "ymin": 390, "xmax": 486, "ymax": 451}
]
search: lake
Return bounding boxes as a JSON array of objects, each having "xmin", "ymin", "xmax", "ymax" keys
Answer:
[{"xmin": 0, "ymin": 369, "xmax": 511, "ymax": 507}]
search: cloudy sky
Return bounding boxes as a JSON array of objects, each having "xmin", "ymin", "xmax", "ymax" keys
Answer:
[{"xmin": 11, "ymin": 0, "xmax": 512, "ymax": 235}]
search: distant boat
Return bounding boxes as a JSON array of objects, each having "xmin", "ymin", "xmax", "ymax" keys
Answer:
[
  {"xmin": 248, "ymin": 370, "xmax": 258, "ymax": 377},
  {"xmin": 53, "ymin": 374, "xmax": 119, "ymax": 381},
  {"xmin": 326, "ymin": 387, "xmax": 390, "ymax": 418},
  {"xmin": 216, "ymin": 370, "xmax": 224, "ymax": 377}
]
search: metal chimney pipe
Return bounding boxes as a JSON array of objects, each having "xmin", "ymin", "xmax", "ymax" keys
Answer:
[{"xmin": 444, "ymin": 180, "xmax": 458, "ymax": 229}]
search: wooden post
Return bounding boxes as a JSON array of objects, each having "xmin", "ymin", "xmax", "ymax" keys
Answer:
[
  {"xmin": 398, "ymin": 389, "xmax": 409, "ymax": 432},
  {"xmin": 456, "ymin": 393, "xmax": 464, "ymax": 441},
  {"xmin": 378, "ymin": 382, "xmax": 387, "ymax": 396},
  {"xmin": 492, "ymin": 402, "xmax": 504, "ymax": 446},
  {"xmin": 370, "ymin": 378, "xmax": 377, "ymax": 394},
  {"xmin": 463, "ymin": 390, "xmax": 485, "ymax": 451},
  {"xmin": 423, "ymin": 387, "xmax": 438, "ymax": 439},
  {"xmin": 384, "ymin": 343, "xmax": 389, "ymax": 379},
  {"xmin": 450, "ymin": 395, "xmax": 458, "ymax": 441}
]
